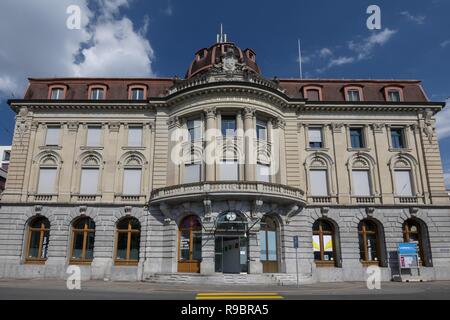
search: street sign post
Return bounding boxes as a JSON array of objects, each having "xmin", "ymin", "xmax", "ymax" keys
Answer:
[{"xmin": 293, "ymin": 236, "xmax": 299, "ymax": 287}]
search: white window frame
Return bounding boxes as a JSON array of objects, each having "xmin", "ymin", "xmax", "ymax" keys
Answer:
[
  {"xmin": 86, "ymin": 126, "xmax": 102, "ymax": 147},
  {"xmin": 128, "ymin": 126, "xmax": 143, "ymax": 147},
  {"xmin": 45, "ymin": 126, "xmax": 61, "ymax": 146}
]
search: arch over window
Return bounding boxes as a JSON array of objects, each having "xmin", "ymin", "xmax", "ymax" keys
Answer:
[
  {"xmin": 312, "ymin": 219, "xmax": 340, "ymax": 267},
  {"xmin": 70, "ymin": 217, "xmax": 95, "ymax": 264},
  {"xmin": 178, "ymin": 215, "xmax": 202, "ymax": 273},
  {"xmin": 303, "ymin": 85, "xmax": 323, "ymax": 101},
  {"xmin": 403, "ymin": 218, "xmax": 432, "ymax": 267},
  {"xmin": 306, "ymin": 153, "xmax": 335, "ymax": 197},
  {"xmin": 260, "ymin": 215, "xmax": 279, "ymax": 273},
  {"xmin": 358, "ymin": 219, "xmax": 386, "ymax": 266},
  {"xmin": 25, "ymin": 216, "xmax": 50, "ymax": 263},
  {"xmin": 114, "ymin": 217, "xmax": 141, "ymax": 265}
]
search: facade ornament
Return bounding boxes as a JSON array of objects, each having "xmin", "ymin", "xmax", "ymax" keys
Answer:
[
  {"xmin": 252, "ymin": 199, "xmax": 264, "ymax": 219},
  {"xmin": 167, "ymin": 116, "xmax": 181, "ymax": 129},
  {"xmin": 365, "ymin": 207, "xmax": 375, "ymax": 216},
  {"xmin": 203, "ymin": 199, "xmax": 212, "ymax": 219},
  {"xmin": 79, "ymin": 206, "xmax": 87, "ymax": 215},
  {"xmin": 285, "ymin": 204, "xmax": 300, "ymax": 225},
  {"xmin": 124, "ymin": 206, "xmax": 133, "ymax": 215},
  {"xmin": 67, "ymin": 122, "xmax": 79, "ymax": 132},
  {"xmin": 422, "ymin": 109, "xmax": 434, "ymax": 143},
  {"xmin": 331, "ymin": 122, "xmax": 344, "ymax": 133},
  {"xmin": 204, "ymin": 107, "xmax": 217, "ymax": 119},
  {"xmin": 242, "ymin": 107, "xmax": 255, "ymax": 119},
  {"xmin": 320, "ymin": 207, "xmax": 330, "ymax": 216},
  {"xmin": 108, "ymin": 122, "xmax": 120, "ymax": 132},
  {"xmin": 274, "ymin": 117, "xmax": 286, "ymax": 130},
  {"xmin": 18, "ymin": 107, "xmax": 29, "ymax": 118},
  {"xmin": 371, "ymin": 123, "xmax": 385, "ymax": 133},
  {"xmin": 409, "ymin": 207, "xmax": 419, "ymax": 215},
  {"xmin": 34, "ymin": 205, "xmax": 43, "ymax": 215}
]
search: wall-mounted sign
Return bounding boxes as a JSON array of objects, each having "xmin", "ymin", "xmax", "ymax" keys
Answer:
[
  {"xmin": 293, "ymin": 236, "xmax": 299, "ymax": 249},
  {"xmin": 398, "ymin": 242, "xmax": 419, "ymax": 269}
]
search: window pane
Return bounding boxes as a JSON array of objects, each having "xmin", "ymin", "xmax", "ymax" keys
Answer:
[
  {"xmin": 348, "ymin": 90, "xmax": 360, "ymax": 101},
  {"xmin": 352, "ymin": 170, "xmax": 371, "ymax": 196},
  {"xmin": 192, "ymin": 230, "xmax": 202, "ymax": 261},
  {"xmin": 366, "ymin": 234, "xmax": 378, "ymax": 261},
  {"xmin": 184, "ymin": 163, "xmax": 201, "ymax": 183},
  {"xmin": 323, "ymin": 235, "xmax": 334, "ymax": 261},
  {"xmin": 91, "ymin": 88, "xmax": 104, "ymax": 100},
  {"xmin": 308, "ymin": 127, "xmax": 322, "ymax": 148},
  {"xmin": 310, "ymin": 170, "xmax": 328, "ymax": 196},
  {"xmin": 395, "ymin": 170, "xmax": 413, "ymax": 196},
  {"xmin": 28, "ymin": 230, "xmax": 41, "ymax": 258},
  {"xmin": 86, "ymin": 127, "xmax": 102, "ymax": 147},
  {"xmin": 187, "ymin": 119, "xmax": 202, "ymax": 141},
  {"xmin": 260, "ymin": 230, "xmax": 267, "ymax": 261},
  {"xmin": 123, "ymin": 169, "xmax": 141, "ymax": 195},
  {"xmin": 37, "ymin": 168, "xmax": 57, "ymax": 194},
  {"xmin": 86, "ymin": 231, "xmax": 95, "ymax": 260},
  {"xmin": 180, "ymin": 229, "xmax": 190, "ymax": 260},
  {"xmin": 116, "ymin": 233, "xmax": 128, "ymax": 260},
  {"xmin": 219, "ymin": 160, "xmax": 238, "ymax": 181},
  {"xmin": 46, "ymin": 127, "xmax": 60, "ymax": 145},
  {"xmin": 306, "ymin": 89, "xmax": 320, "ymax": 101},
  {"xmin": 221, "ymin": 116, "xmax": 236, "ymax": 137},
  {"xmin": 388, "ymin": 91, "xmax": 400, "ymax": 102},
  {"xmin": 129, "ymin": 233, "xmax": 140, "ymax": 260},
  {"xmin": 256, "ymin": 120, "xmax": 267, "ymax": 140},
  {"xmin": 256, "ymin": 163, "xmax": 270, "ymax": 182},
  {"xmin": 128, "ymin": 127, "xmax": 142, "ymax": 147},
  {"xmin": 391, "ymin": 128, "xmax": 405, "ymax": 148},
  {"xmin": 131, "ymin": 88, "xmax": 144, "ymax": 100},
  {"xmin": 350, "ymin": 128, "xmax": 363, "ymax": 148},
  {"xmin": 72, "ymin": 232, "xmax": 84, "ymax": 259},
  {"xmin": 80, "ymin": 168, "xmax": 99, "ymax": 195},
  {"xmin": 51, "ymin": 88, "xmax": 63, "ymax": 100},
  {"xmin": 312, "ymin": 235, "xmax": 321, "ymax": 260},
  {"xmin": 267, "ymin": 230, "xmax": 277, "ymax": 261}
]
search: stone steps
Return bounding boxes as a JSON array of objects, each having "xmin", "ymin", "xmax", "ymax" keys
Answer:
[{"xmin": 143, "ymin": 273, "xmax": 313, "ymax": 286}]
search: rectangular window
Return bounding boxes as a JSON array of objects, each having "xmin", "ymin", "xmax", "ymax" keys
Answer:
[
  {"xmin": 131, "ymin": 88, "xmax": 144, "ymax": 100},
  {"xmin": 86, "ymin": 126, "xmax": 102, "ymax": 147},
  {"xmin": 256, "ymin": 119, "xmax": 267, "ymax": 140},
  {"xmin": 90, "ymin": 88, "xmax": 104, "ymax": 100},
  {"xmin": 350, "ymin": 127, "xmax": 364, "ymax": 148},
  {"xmin": 306, "ymin": 89, "xmax": 320, "ymax": 101},
  {"xmin": 219, "ymin": 160, "xmax": 238, "ymax": 181},
  {"xmin": 310, "ymin": 170, "xmax": 328, "ymax": 196},
  {"xmin": 308, "ymin": 127, "xmax": 323, "ymax": 148},
  {"xmin": 128, "ymin": 126, "xmax": 142, "ymax": 147},
  {"xmin": 395, "ymin": 170, "xmax": 413, "ymax": 196},
  {"xmin": 187, "ymin": 119, "xmax": 202, "ymax": 141},
  {"xmin": 50, "ymin": 88, "xmax": 64, "ymax": 100},
  {"xmin": 184, "ymin": 163, "xmax": 201, "ymax": 183},
  {"xmin": 221, "ymin": 116, "xmax": 236, "ymax": 137},
  {"xmin": 388, "ymin": 90, "xmax": 401, "ymax": 102},
  {"xmin": 123, "ymin": 169, "xmax": 141, "ymax": 195},
  {"xmin": 45, "ymin": 126, "xmax": 60, "ymax": 146},
  {"xmin": 79, "ymin": 168, "xmax": 99, "ymax": 195},
  {"xmin": 256, "ymin": 163, "xmax": 270, "ymax": 182},
  {"xmin": 347, "ymin": 90, "xmax": 361, "ymax": 102},
  {"xmin": 2, "ymin": 150, "xmax": 10, "ymax": 161},
  {"xmin": 352, "ymin": 170, "xmax": 371, "ymax": 196},
  {"xmin": 37, "ymin": 168, "xmax": 57, "ymax": 194},
  {"xmin": 391, "ymin": 128, "xmax": 405, "ymax": 149}
]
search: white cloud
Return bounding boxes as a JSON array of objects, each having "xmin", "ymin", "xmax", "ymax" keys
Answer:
[
  {"xmin": 0, "ymin": 0, "xmax": 154, "ymax": 97},
  {"xmin": 436, "ymin": 98, "xmax": 450, "ymax": 139},
  {"xmin": 163, "ymin": 0, "xmax": 173, "ymax": 16},
  {"xmin": 319, "ymin": 48, "xmax": 333, "ymax": 58},
  {"xmin": 400, "ymin": 11, "xmax": 426, "ymax": 25},
  {"xmin": 441, "ymin": 40, "xmax": 450, "ymax": 48},
  {"xmin": 348, "ymin": 28, "xmax": 397, "ymax": 60}
]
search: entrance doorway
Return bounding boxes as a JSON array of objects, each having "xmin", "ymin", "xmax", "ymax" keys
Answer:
[{"xmin": 215, "ymin": 236, "xmax": 248, "ymax": 273}]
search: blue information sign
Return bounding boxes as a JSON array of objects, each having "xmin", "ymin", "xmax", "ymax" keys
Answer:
[
  {"xmin": 398, "ymin": 243, "xmax": 419, "ymax": 269},
  {"xmin": 293, "ymin": 236, "xmax": 299, "ymax": 249}
]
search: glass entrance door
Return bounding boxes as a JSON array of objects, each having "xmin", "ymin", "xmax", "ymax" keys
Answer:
[{"xmin": 215, "ymin": 235, "xmax": 248, "ymax": 273}]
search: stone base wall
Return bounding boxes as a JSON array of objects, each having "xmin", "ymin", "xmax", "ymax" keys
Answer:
[{"xmin": 1, "ymin": 204, "xmax": 449, "ymax": 283}]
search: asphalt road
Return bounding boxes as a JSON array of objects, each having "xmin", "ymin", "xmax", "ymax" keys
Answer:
[{"xmin": 1, "ymin": 279, "xmax": 450, "ymax": 300}]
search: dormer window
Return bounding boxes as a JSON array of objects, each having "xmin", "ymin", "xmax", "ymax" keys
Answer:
[
  {"xmin": 344, "ymin": 86, "xmax": 364, "ymax": 102},
  {"xmin": 384, "ymin": 86, "xmax": 404, "ymax": 102},
  {"xmin": 48, "ymin": 85, "xmax": 67, "ymax": 100},
  {"xmin": 303, "ymin": 86, "xmax": 323, "ymax": 101},
  {"xmin": 128, "ymin": 85, "xmax": 147, "ymax": 100},
  {"xmin": 88, "ymin": 85, "xmax": 107, "ymax": 100},
  {"xmin": 197, "ymin": 49, "xmax": 207, "ymax": 60}
]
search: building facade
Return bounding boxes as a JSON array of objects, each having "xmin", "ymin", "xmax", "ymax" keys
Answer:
[{"xmin": 0, "ymin": 41, "xmax": 449, "ymax": 283}]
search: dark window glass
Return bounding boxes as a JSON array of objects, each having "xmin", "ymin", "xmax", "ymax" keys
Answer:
[
  {"xmin": 350, "ymin": 128, "xmax": 364, "ymax": 148},
  {"xmin": 131, "ymin": 88, "xmax": 144, "ymax": 100},
  {"xmin": 27, "ymin": 217, "xmax": 50, "ymax": 260},
  {"xmin": 306, "ymin": 89, "xmax": 320, "ymax": 101},
  {"xmin": 347, "ymin": 90, "xmax": 361, "ymax": 101},
  {"xmin": 391, "ymin": 128, "xmax": 405, "ymax": 149},
  {"xmin": 388, "ymin": 90, "xmax": 401, "ymax": 102},
  {"xmin": 50, "ymin": 88, "xmax": 64, "ymax": 100},
  {"xmin": 90, "ymin": 88, "xmax": 104, "ymax": 100},
  {"xmin": 221, "ymin": 116, "xmax": 236, "ymax": 137},
  {"xmin": 115, "ymin": 218, "xmax": 140, "ymax": 263}
]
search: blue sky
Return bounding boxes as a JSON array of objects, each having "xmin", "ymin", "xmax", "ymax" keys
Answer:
[{"xmin": 0, "ymin": 0, "xmax": 449, "ymax": 186}]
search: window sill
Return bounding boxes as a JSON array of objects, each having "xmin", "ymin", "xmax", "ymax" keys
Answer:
[
  {"xmin": 80, "ymin": 146, "xmax": 104, "ymax": 150},
  {"xmin": 39, "ymin": 145, "xmax": 62, "ymax": 150},
  {"xmin": 122, "ymin": 146, "xmax": 145, "ymax": 150},
  {"xmin": 360, "ymin": 261, "xmax": 380, "ymax": 267},
  {"xmin": 69, "ymin": 259, "xmax": 93, "ymax": 265},
  {"xmin": 24, "ymin": 258, "xmax": 47, "ymax": 265},
  {"xmin": 389, "ymin": 148, "xmax": 411, "ymax": 153},
  {"xmin": 314, "ymin": 261, "xmax": 336, "ymax": 268},
  {"xmin": 114, "ymin": 260, "xmax": 139, "ymax": 266},
  {"xmin": 347, "ymin": 147, "xmax": 370, "ymax": 152},
  {"xmin": 306, "ymin": 147, "xmax": 329, "ymax": 152}
]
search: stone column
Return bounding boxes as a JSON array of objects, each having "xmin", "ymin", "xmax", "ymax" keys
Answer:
[
  {"xmin": 205, "ymin": 107, "xmax": 217, "ymax": 181},
  {"xmin": 248, "ymin": 219, "xmax": 263, "ymax": 274},
  {"xmin": 243, "ymin": 107, "xmax": 256, "ymax": 181},
  {"xmin": 200, "ymin": 213, "xmax": 216, "ymax": 274},
  {"xmin": 274, "ymin": 118, "xmax": 286, "ymax": 185}
]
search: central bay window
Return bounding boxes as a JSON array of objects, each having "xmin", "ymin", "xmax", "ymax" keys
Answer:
[
  {"xmin": 184, "ymin": 163, "xmax": 201, "ymax": 183},
  {"xmin": 114, "ymin": 217, "xmax": 141, "ymax": 265},
  {"xmin": 352, "ymin": 170, "xmax": 371, "ymax": 196},
  {"xmin": 349, "ymin": 127, "xmax": 365, "ymax": 148},
  {"xmin": 219, "ymin": 160, "xmax": 239, "ymax": 181},
  {"xmin": 394, "ymin": 170, "xmax": 413, "ymax": 197},
  {"xmin": 187, "ymin": 118, "xmax": 202, "ymax": 141},
  {"xmin": 70, "ymin": 217, "xmax": 95, "ymax": 264},
  {"xmin": 128, "ymin": 125, "xmax": 143, "ymax": 147},
  {"xmin": 308, "ymin": 127, "xmax": 323, "ymax": 148},
  {"xmin": 86, "ymin": 126, "xmax": 102, "ymax": 147},
  {"xmin": 256, "ymin": 162, "xmax": 270, "ymax": 182},
  {"xmin": 221, "ymin": 115, "xmax": 237, "ymax": 137},
  {"xmin": 256, "ymin": 119, "xmax": 267, "ymax": 140},
  {"xmin": 45, "ymin": 126, "xmax": 61, "ymax": 146},
  {"xmin": 312, "ymin": 219, "xmax": 336, "ymax": 266},
  {"xmin": 80, "ymin": 167, "xmax": 99, "ymax": 195},
  {"xmin": 26, "ymin": 217, "xmax": 50, "ymax": 263},
  {"xmin": 309, "ymin": 169, "xmax": 328, "ymax": 196},
  {"xmin": 358, "ymin": 219, "xmax": 381, "ymax": 265}
]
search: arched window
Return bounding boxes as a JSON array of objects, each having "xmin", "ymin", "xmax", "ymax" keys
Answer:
[
  {"xmin": 79, "ymin": 154, "xmax": 101, "ymax": 195},
  {"xmin": 70, "ymin": 217, "xmax": 95, "ymax": 264},
  {"xmin": 260, "ymin": 215, "xmax": 279, "ymax": 273},
  {"xmin": 122, "ymin": 155, "xmax": 143, "ymax": 196},
  {"xmin": 26, "ymin": 217, "xmax": 50, "ymax": 263},
  {"xmin": 312, "ymin": 219, "xmax": 337, "ymax": 266},
  {"xmin": 403, "ymin": 219, "xmax": 431, "ymax": 266},
  {"xmin": 358, "ymin": 219, "xmax": 381, "ymax": 265},
  {"xmin": 178, "ymin": 215, "xmax": 202, "ymax": 273},
  {"xmin": 114, "ymin": 217, "xmax": 140, "ymax": 265}
]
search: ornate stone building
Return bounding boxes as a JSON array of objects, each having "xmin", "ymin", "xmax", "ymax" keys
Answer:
[{"xmin": 0, "ymin": 40, "xmax": 449, "ymax": 283}]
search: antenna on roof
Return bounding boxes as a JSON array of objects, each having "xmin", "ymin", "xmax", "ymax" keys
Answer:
[
  {"xmin": 298, "ymin": 39, "xmax": 303, "ymax": 79},
  {"xmin": 217, "ymin": 23, "xmax": 227, "ymax": 43}
]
